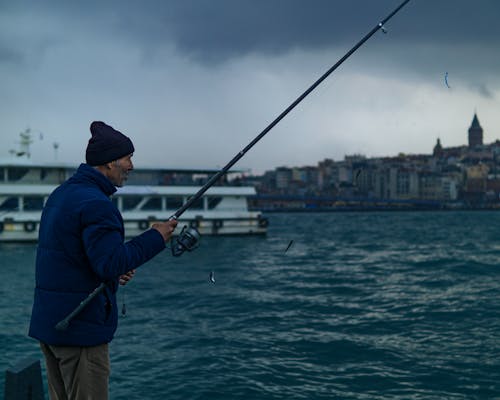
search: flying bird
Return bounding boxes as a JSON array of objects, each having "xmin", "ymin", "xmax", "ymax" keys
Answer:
[{"xmin": 445, "ymin": 72, "xmax": 451, "ymax": 88}]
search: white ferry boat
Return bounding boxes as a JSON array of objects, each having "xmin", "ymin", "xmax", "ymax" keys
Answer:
[{"xmin": 0, "ymin": 136, "xmax": 267, "ymax": 242}]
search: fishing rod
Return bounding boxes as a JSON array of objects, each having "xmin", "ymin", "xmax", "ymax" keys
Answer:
[
  {"xmin": 55, "ymin": 0, "xmax": 411, "ymax": 330},
  {"xmin": 171, "ymin": 0, "xmax": 411, "ymax": 256},
  {"xmin": 55, "ymin": 283, "xmax": 106, "ymax": 331}
]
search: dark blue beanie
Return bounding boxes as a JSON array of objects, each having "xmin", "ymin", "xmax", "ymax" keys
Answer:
[{"xmin": 85, "ymin": 121, "xmax": 135, "ymax": 166}]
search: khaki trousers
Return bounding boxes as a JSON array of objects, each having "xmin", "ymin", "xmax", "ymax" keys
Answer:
[{"xmin": 40, "ymin": 342, "xmax": 110, "ymax": 400}]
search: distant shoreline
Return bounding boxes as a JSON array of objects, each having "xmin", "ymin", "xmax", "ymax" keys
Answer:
[
  {"xmin": 249, "ymin": 199, "xmax": 500, "ymax": 213},
  {"xmin": 257, "ymin": 207, "xmax": 500, "ymax": 213}
]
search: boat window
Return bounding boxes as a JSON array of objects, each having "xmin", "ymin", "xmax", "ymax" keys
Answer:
[
  {"xmin": 190, "ymin": 198, "xmax": 204, "ymax": 210},
  {"xmin": 142, "ymin": 197, "xmax": 162, "ymax": 210},
  {"xmin": 40, "ymin": 169, "xmax": 50, "ymax": 181},
  {"xmin": 122, "ymin": 196, "xmax": 143, "ymax": 211},
  {"xmin": 7, "ymin": 167, "xmax": 30, "ymax": 182},
  {"xmin": 0, "ymin": 168, "xmax": 4, "ymax": 181},
  {"xmin": 23, "ymin": 196, "xmax": 44, "ymax": 211},
  {"xmin": 0, "ymin": 197, "xmax": 18, "ymax": 211},
  {"xmin": 166, "ymin": 196, "xmax": 183, "ymax": 210},
  {"xmin": 126, "ymin": 171, "xmax": 158, "ymax": 185},
  {"xmin": 207, "ymin": 196, "xmax": 222, "ymax": 209}
]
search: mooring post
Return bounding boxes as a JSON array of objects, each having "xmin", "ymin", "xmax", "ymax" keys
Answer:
[{"xmin": 4, "ymin": 358, "xmax": 45, "ymax": 400}]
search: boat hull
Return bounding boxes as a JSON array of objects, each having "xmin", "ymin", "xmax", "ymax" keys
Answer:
[{"xmin": 0, "ymin": 215, "xmax": 268, "ymax": 242}]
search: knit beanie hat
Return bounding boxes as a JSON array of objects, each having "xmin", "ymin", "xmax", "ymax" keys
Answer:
[{"xmin": 86, "ymin": 121, "xmax": 135, "ymax": 166}]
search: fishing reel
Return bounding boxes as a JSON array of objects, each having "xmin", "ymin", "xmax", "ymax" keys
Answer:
[{"xmin": 171, "ymin": 225, "xmax": 201, "ymax": 257}]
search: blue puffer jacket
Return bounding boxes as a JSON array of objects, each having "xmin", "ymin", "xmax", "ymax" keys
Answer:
[{"xmin": 29, "ymin": 163, "xmax": 166, "ymax": 346}]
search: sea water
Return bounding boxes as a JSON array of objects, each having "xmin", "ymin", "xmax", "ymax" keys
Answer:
[{"xmin": 1, "ymin": 212, "xmax": 499, "ymax": 399}]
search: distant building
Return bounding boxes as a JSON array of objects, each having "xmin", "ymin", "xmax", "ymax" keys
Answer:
[
  {"xmin": 275, "ymin": 167, "xmax": 292, "ymax": 191},
  {"xmin": 468, "ymin": 113, "xmax": 483, "ymax": 148},
  {"xmin": 433, "ymin": 138, "xmax": 443, "ymax": 157}
]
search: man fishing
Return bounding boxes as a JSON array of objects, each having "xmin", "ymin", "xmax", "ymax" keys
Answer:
[
  {"xmin": 24, "ymin": 1, "xmax": 413, "ymax": 397},
  {"xmin": 29, "ymin": 121, "xmax": 178, "ymax": 400}
]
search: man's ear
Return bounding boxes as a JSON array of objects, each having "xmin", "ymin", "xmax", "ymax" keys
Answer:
[{"xmin": 105, "ymin": 161, "xmax": 114, "ymax": 170}]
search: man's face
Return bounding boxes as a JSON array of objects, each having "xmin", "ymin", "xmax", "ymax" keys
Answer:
[{"xmin": 108, "ymin": 154, "xmax": 134, "ymax": 187}]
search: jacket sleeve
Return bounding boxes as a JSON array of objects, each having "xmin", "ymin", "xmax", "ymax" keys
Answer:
[{"xmin": 80, "ymin": 199, "xmax": 166, "ymax": 280}]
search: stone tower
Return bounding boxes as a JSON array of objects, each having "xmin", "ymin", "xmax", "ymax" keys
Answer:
[
  {"xmin": 468, "ymin": 113, "xmax": 483, "ymax": 148},
  {"xmin": 433, "ymin": 138, "xmax": 443, "ymax": 157}
]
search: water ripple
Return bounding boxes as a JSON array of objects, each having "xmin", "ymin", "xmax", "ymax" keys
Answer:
[{"xmin": 2, "ymin": 212, "xmax": 500, "ymax": 399}]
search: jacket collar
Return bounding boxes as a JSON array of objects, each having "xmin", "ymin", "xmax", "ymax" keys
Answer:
[{"xmin": 73, "ymin": 163, "xmax": 117, "ymax": 196}]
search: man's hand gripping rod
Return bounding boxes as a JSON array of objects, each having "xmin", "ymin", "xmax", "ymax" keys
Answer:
[{"xmin": 170, "ymin": 0, "xmax": 411, "ymax": 256}]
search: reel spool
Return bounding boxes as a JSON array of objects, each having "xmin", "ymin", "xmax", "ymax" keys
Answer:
[{"xmin": 171, "ymin": 225, "xmax": 201, "ymax": 257}]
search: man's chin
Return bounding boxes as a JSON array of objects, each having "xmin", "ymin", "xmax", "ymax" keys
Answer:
[{"xmin": 119, "ymin": 176, "xmax": 129, "ymax": 187}]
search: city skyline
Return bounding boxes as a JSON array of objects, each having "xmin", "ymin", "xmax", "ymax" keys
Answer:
[
  {"xmin": 245, "ymin": 109, "xmax": 500, "ymax": 211},
  {"xmin": 255, "ymin": 111, "xmax": 490, "ymax": 175}
]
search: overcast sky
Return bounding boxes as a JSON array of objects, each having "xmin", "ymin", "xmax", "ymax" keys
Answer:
[{"xmin": 1, "ymin": 0, "xmax": 499, "ymax": 174}]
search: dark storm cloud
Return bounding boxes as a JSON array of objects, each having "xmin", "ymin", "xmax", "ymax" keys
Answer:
[
  {"xmin": 2, "ymin": 1, "xmax": 500, "ymax": 67},
  {"xmin": 476, "ymin": 83, "xmax": 494, "ymax": 99},
  {"xmin": 105, "ymin": 0, "xmax": 500, "ymax": 65}
]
